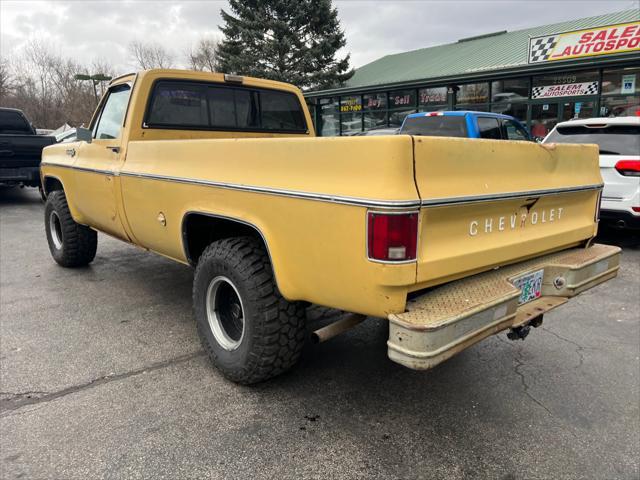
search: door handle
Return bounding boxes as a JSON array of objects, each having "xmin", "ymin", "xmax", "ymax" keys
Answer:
[
  {"xmin": 65, "ymin": 148, "xmax": 76, "ymax": 157},
  {"xmin": 106, "ymin": 146, "xmax": 120, "ymax": 154}
]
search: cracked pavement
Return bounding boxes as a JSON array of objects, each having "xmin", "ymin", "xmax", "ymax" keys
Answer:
[{"xmin": 1, "ymin": 188, "xmax": 639, "ymax": 479}]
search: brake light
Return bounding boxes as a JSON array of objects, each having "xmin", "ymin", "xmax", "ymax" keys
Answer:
[
  {"xmin": 615, "ymin": 160, "xmax": 640, "ymax": 177},
  {"xmin": 367, "ymin": 212, "xmax": 418, "ymax": 262},
  {"xmin": 632, "ymin": 207, "xmax": 640, "ymax": 213}
]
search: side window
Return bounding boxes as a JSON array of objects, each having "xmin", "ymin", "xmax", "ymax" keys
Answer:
[
  {"xmin": 260, "ymin": 90, "xmax": 306, "ymax": 131},
  {"xmin": 502, "ymin": 119, "xmax": 530, "ymax": 141},
  {"xmin": 93, "ymin": 85, "xmax": 132, "ymax": 140},
  {"xmin": 147, "ymin": 82, "xmax": 208, "ymax": 127},
  {"xmin": 477, "ymin": 117, "xmax": 502, "ymax": 139}
]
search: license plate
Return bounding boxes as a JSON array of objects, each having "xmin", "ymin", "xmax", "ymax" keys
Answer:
[{"xmin": 512, "ymin": 269, "xmax": 544, "ymax": 305}]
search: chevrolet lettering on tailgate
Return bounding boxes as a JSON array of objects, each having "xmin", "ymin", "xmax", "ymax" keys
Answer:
[
  {"xmin": 39, "ymin": 69, "xmax": 620, "ymax": 384},
  {"xmin": 469, "ymin": 207, "xmax": 565, "ymax": 236}
]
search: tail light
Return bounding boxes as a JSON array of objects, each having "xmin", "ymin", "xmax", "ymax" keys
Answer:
[
  {"xmin": 615, "ymin": 160, "xmax": 640, "ymax": 177},
  {"xmin": 367, "ymin": 211, "xmax": 418, "ymax": 262}
]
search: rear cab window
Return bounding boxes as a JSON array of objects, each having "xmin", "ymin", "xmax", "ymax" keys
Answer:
[
  {"xmin": 545, "ymin": 125, "xmax": 640, "ymax": 156},
  {"xmin": 401, "ymin": 115, "xmax": 468, "ymax": 137},
  {"xmin": 145, "ymin": 80, "xmax": 307, "ymax": 133}
]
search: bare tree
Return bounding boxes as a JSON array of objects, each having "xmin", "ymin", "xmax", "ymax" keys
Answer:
[
  {"xmin": 188, "ymin": 37, "xmax": 219, "ymax": 72},
  {"xmin": 129, "ymin": 40, "xmax": 174, "ymax": 70},
  {"xmin": 0, "ymin": 40, "xmax": 103, "ymax": 128},
  {"xmin": 0, "ymin": 59, "xmax": 13, "ymax": 101}
]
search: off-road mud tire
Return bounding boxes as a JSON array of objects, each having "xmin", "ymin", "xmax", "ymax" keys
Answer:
[{"xmin": 193, "ymin": 236, "xmax": 306, "ymax": 384}]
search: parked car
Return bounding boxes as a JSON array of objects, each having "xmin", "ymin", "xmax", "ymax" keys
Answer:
[
  {"xmin": 400, "ymin": 111, "xmax": 531, "ymax": 141},
  {"xmin": 0, "ymin": 108, "xmax": 56, "ymax": 189},
  {"xmin": 544, "ymin": 117, "xmax": 640, "ymax": 229},
  {"xmin": 41, "ymin": 69, "xmax": 618, "ymax": 384}
]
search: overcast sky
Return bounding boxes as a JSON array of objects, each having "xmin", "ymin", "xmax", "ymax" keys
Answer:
[{"xmin": 1, "ymin": 0, "xmax": 638, "ymax": 75}]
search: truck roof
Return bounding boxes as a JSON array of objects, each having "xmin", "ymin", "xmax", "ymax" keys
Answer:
[
  {"xmin": 406, "ymin": 111, "xmax": 519, "ymax": 120},
  {"xmin": 126, "ymin": 69, "xmax": 302, "ymax": 95}
]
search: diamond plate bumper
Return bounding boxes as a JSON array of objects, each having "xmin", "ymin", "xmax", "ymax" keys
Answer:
[{"xmin": 387, "ymin": 243, "xmax": 621, "ymax": 370}]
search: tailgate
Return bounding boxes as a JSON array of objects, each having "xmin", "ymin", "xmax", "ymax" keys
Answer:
[{"xmin": 412, "ymin": 137, "xmax": 602, "ymax": 288}]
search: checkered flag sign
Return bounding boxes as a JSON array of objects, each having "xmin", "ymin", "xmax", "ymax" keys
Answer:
[
  {"xmin": 529, "ymin": 35, "xmax": 558, "ymax": 63},
  {"xmin": 531, "ymin": 86, "xmax": 546, "ymax": 98},
  {"xmin": 583, "ymin": 81, "xmax": 598, "ymax": 95}
]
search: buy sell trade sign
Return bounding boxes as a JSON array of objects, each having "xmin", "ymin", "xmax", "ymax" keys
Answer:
[{"xmin": 529, "ymin": 21, "xmax": 640, "ymax": 64}]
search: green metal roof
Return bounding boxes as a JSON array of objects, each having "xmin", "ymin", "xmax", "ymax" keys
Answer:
[{"xmin": 308, "ymin": 9, "xmax": 640, "ymax": 96}]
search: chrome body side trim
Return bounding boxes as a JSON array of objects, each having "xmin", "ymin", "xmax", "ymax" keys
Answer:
[
  {"xmin": 420, "ymin": 184, "xmax": 603, "ymax": 207},
  {"xmin": 119, "ymin": 170, "xmax": 421, "ymax": 208},
  {"xmin": 41, "ymin": 162, "xmax": 603, "ymax": 209}
]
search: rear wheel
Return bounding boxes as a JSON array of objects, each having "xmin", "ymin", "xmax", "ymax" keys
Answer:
[
  {"xmin": 44, "ymin": 190, "xmax": 97, "ymax": 267},
  {"xmin": 193, "ymin": 237, "xmax": 306, "ymax": 384}
]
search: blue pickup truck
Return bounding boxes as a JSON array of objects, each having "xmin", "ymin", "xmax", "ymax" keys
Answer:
[{"xmin": 400, "ymin": 111, "xmax": 531, "ymax": 141}]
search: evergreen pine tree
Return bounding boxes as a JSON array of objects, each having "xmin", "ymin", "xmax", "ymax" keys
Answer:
[{"xmin": 217, "ymin": 0, "xmax": 354, "ymax": 90}]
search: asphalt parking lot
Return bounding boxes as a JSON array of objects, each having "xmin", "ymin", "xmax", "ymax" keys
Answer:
[{"xmin": 1, "ymin": 187, "xmax": 639, "ymax": 480}]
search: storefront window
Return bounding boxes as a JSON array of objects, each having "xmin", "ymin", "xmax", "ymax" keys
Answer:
[
  {"xmin": 389, "ymin": 89, "xmax": 416, "ymax": 109},
  {"xmin": 319, "ymin": 97, "xmax": 339, "ymax": 136},
  {"xmin": 532, "ymin": 71, "xmax": 599, "ymax": 99},
  {"xmin": 455, "ymin": 104, "xmax": 489, "ymax": 112},
  {"xmin": 491, "ymin": 78, "xmax": 529, "ymax": 102},
  {"xmin": 456, "ymin": 83, "xmax": 489, "ymax": 104},
  {"xmin": 340, "ymin": 95, "xmax": 362, "ymax": 113},
  {"xmin": 600, "ymin": 96, "xmax": 640, "ymax": 117},
  {"xmin": 363, "ymin": 93, "xmax": 387, "ymax": 110},
  {"xmin": 362, "ymin": 93, "xmax": 388, "ymax": 130},
  {"xmin": 418, "ymin": 87, "xmax": 447, "ymax": 110},
  {"xmin": 340, "ymin": 112, "xmax": 362, "ymax": 135},
  {"xmin": 602, "ymin": 68, "xmax": 640, "ymax": 96},
  {"xmin": 530, "ymin": 103, "xmax": 558, "ymax": 141},
  {"xmin": 364, "ymin": 111, "xmax": 387, "ymax": 130},
  {"xmin": 491, "ymin": 103, "xmax": 528, "ymax": 124},
  {"xmin": 389, "ymin": 109, "xmax": 416, "ymax": 127}
]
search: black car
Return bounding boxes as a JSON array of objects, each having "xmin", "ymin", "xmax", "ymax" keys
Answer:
[{"xmin": 0, "ymin": 108, "xmax": 56, "ymax": 189}]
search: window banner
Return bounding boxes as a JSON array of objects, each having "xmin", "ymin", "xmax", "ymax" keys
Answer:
[
  {"xmin": 528, "ymin": 22, "xmax": 640, "ymax": 64},
  {"xmin": 531, "ymin": 81, "xmax": 599, "ymax": 99}
]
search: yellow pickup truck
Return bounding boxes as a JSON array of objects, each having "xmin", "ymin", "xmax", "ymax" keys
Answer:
[{"xmin": 41, "ymin": 69, "xmax": 620, "ymax": 384}]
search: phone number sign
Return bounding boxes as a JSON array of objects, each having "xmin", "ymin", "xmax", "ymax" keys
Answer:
[{"xmin": 528, "ymin": 21, "xmax": 640, "ymax": 64}]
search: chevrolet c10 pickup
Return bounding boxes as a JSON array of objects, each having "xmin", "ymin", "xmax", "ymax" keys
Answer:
[{"xmin": 40, "ymin": 69, "xmax": 621, "ymax": 384}]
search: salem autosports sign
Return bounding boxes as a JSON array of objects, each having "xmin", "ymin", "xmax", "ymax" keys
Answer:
[{"xmin": 528, "ymin": 21, "xmax": 640, "ymax": 64}]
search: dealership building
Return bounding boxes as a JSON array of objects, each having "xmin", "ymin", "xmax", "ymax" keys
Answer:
[{"xmin": 305, "ymin": 9, "xmax": 640, "ymax": 137}]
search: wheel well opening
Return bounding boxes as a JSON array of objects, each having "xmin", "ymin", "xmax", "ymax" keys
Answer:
[
  {"xmin": 183, "ymin": 214, "xmax": 265, "ymax": 265},
  {"xmin": 44, "ymin": 177, "xmax": 64, "ymax": 195}
]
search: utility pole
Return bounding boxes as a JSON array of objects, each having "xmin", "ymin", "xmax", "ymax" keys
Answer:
[{"xmin": 74, "ymin": 73, "xmax": 112, "ymax": 104}]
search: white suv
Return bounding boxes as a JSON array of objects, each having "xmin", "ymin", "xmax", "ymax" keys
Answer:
[{"xmin": 544, "ymin": 117, "xmax": 640, "ymax": 230}]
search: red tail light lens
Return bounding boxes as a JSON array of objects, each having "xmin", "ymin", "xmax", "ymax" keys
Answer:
[
  {"xmin": 367, "ymin": 212, "xmax": 418, "ymax": 262},
  {"xmin": 615, "ymin": 160, "xmax": 640, "ymax": 177}
]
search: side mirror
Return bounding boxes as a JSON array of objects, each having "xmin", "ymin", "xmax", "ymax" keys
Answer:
[{"xmin": 76, "ymin": 127, "xmax": 93, "ymax": 144}]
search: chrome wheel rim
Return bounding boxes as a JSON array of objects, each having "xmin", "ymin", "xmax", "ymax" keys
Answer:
[
  {"xmin": 206, "ymin": 276, "xmax": 245, "ymax": 351},
  {"xmin": 49, "ymin": 210, "xmax": 63, "ymax": 250}
]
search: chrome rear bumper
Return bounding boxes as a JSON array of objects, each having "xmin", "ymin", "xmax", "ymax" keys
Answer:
[{"xmin": 387, "ymin": 244, "xmax": 621, "ymax": 370}]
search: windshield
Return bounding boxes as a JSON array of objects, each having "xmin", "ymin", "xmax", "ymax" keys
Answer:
[
  {"xmin": 401, "ymin": 116, "xmax": 468, "ymax": 137},
  {"xmin": 545, "ymin": 125, "xmax": 640, "ymax": 156}
]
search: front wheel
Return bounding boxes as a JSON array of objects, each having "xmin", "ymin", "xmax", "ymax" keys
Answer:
[
  {"xmin": 44, "ymin": 190, "xmax": 97, "ymax": 267},
  {"xmin": 193, "ymin": 237, "xmax": 306, "ymax": 384}
]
